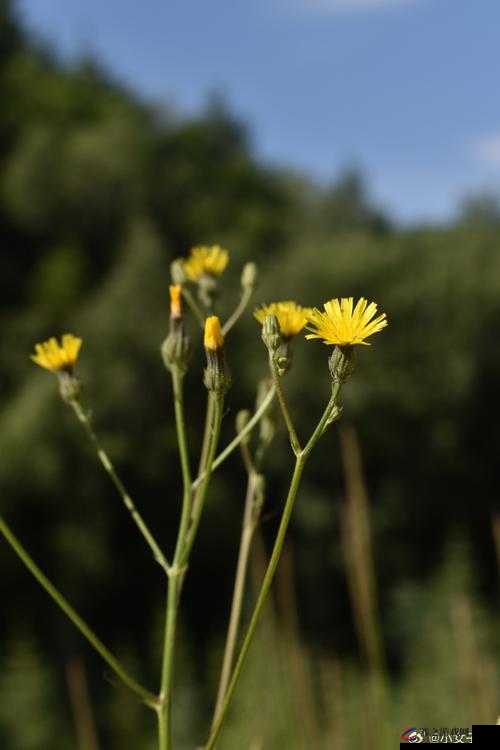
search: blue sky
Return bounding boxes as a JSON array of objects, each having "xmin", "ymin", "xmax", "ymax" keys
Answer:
[{"xmin": 18, "ymin": 0, "xmax": 500, "ymax": 223}]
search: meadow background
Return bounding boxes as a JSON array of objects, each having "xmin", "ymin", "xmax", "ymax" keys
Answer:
[{"xmin": 1, "ymin": 0, "xmax": 499, "ymax": 747}]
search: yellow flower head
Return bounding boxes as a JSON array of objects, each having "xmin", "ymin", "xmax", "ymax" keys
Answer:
[
  {"xmin": 204, "ymin": 316, "xmax": 224, "ymax": 351},
  {"xmin": 31, "ymin": 334, "xmax": 82, "ymax": 372},
  {"xmin": 183, "ymin": 245, "xmax": 229, "ymax": 282},
  {"xmin": 306, "ymin": 297, "xmax": 388, "ymax": 346},
  {"xmin": 254, "ymin": 301, "xmax": 312, "ymax": 339},
  {"xmin": 169, "ymin": 284, "xmax": 182, "ymax": 319}
]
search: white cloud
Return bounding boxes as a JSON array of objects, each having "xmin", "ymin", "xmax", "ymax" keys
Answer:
[
  {"xmin": 475, "ymin": 134, "xmax": 500, "ymax": 166},
  {"xmin": 300, "ymin": 0, "xmax": 416, "ymax": 12}
]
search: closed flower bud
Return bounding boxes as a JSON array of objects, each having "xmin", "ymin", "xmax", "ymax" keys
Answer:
[
  {"xmin": 203, "ymin": 316, "xmax": 231, "ymax": 394},
  {"xmin": 58, "ymin": 371, "xmax": 81, "ymax": 404},
  {"xmin": 241, "ymin": 262, "xmax": 257, "ymax": 291},
  {"xmin": 261, "ymin": 314, "xmax": 282, "ymax": 354},
  {"xmin": 161, "ymin": 285, "xmax": 191, "ymax": 374}
]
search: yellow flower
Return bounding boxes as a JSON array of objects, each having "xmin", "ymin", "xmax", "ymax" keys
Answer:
[
  {"xmin": 169, "ymin": 284, "xmax": 182, "ymax": 319},
  {"xmin": 254, "ymin": 301, "xmax": 312, "ymax": 339},
  {"xmin": 204, "ymin": 316, "xmax": 224, "ymax": 351},
  {"xmin": 31, "ymin": 334, "xmax": 83, "ymax": 372},
  {"xmin": 306, "ymin": 297, "xmax": 388, "ymax": 346},
  {"xmin": 183, "ymin": 245, "xmax": 229, "ymax": 281}
]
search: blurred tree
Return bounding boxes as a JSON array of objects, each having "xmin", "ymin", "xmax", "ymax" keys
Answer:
[{"xmin": 458, "ymin": 189, "xmax": 500, "ymax": 227}]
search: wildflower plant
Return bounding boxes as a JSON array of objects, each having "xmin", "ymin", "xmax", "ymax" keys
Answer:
[{"xmin": 0, "ymin": 243, "xmax": 387, "ymax": 750}]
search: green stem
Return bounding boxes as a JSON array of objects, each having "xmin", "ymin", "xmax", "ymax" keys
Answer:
[
  {"xmin": 170, "ymin": 369, "xmax": 193, "ymax": 559},
  {"xmin": 269, "ymin": 356, "xmax": 301, "ymax": 456},
  {"xmin": 197, "ymin": 393, "xmax": 215, "ymax": 479},
  {"xmin": 157, "ymin": 708, "xmax": 167, "ymax": 750},
  {"xmin": 192, "ymin": 385, "xmax": 276, "ymax": 491},
  {"xmin": 222, "ymin": 286, "xmax": 253, "ymax": 336},
  {"xmin": 182, "ymin": 395, "xmax": 223, "ymax": 564},
  {"xmin": 158, "ymin": 386, "xmax": 223, "ymax": 749},
  {"xmin": 182, "ymin": 287, "xmax": 205, "ymax": 328},
  {"xmin": 204, "ymin": 456, "xmax": 306, "ymax": 750},
  {"xmin": 69, "ymin": 400, "xmax": 169, "ymax": 574},
  {"xmin": 157, "ymin": 367, "xmax": 193, "ymax": 749},
  {"xmin": 0, "ymin": 512, "xmax": 157, "ymax": 708},
  {"xmin": 303, "ymin": 381, "xmax": 341, "ymax": 457},
  {"xmin": 204, "ymin": 379, "xmax": 344, "ymax": 749},
  {"xmin": 212, "ymin": 470, "xmax": 259, "ymax": 727}
]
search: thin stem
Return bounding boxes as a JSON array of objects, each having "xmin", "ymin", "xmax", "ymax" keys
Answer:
[
  {"xmin": 192, "ymin": 385, "xmax": 276, "ymax": 491},
  {"xmin": 212, "ymin": 471, "xmax": 259, "ymax": 726},
  {"xmin": 170, "ymin": 368, "xmax": 193, "ymax": 559},
  {"xmin": 204, "ymin": 379, "xmax": 345, "ymax": 749},
  {"xmin": 158, "ymin": 388, "xmax": 224, "ymax": 749},
  {"xmin": 69, "ymin": 399, "xmax": 169, "ymax": 574},
  {"xmin": 269, "ymin": 355, "xmax": 301, "ymax": 456},
  {"xmin": 182, "ymin": 394, "xmax": 223, "ymax": 564},
  {"xmin": 0, "ymin": 512, "xmax": 157, "ymax": 709},
  {"xmin": 158, "ymin": 571, "xmax": 181, "ymax": 750},
  {"xmin": 204, "ymin": 456, "xmax": 306, "ymax": 750},
  {"xmin": 157, "ymin": 367, "xmax": 194, "ymax": 749},
  {"xmin": 303, "ymin": 381, "xmax": 341, "ymax": 457},
  {"xmin": 197, "ymin": 393, "xmax": 215, "ymax": 478},
  {"xmin": 157, "ymin": 707, "xmax": 167, "ymax": 750},
  {"xmin": 222, "ymin": 286, "xmax": 253, "ymax": 336},
  {"xmin": 182, "ymin": 287, "xmax": 204, "ymax": 328}
]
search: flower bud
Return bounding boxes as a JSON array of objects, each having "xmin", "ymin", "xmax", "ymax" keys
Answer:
[
  {"xmin": 261, "ymin": 314, "xmax": 282, "ymax": 354},
  {"xmin": 328, "ymin": 346, "xmax": 355, "ymax": 384},
  {"xmin": 162, "ymin": 285, "xmax": 191, "ymax": 374},
  {"xmin": 58, "ymin": 371, "xmax": 81, "ymax": 404},
  {"xmin": 203, "ymin": 316, "xmax": 231, "ymax": 394},
  {"xmin": 241, "ymin": 262, "xmax": 257, "ymax": 291}
]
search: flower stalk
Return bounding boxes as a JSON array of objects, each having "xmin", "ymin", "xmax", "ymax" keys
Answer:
[
  {"xmin": 0, "ymin": 511, "xmax": 157, "ymax": 708},
  {"xmin": 69, "ymin": 399, "xmax": 170, "ymax": 574}
]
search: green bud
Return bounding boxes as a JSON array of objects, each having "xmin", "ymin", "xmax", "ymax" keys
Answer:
[
  {"xmin": 58, "ymin": 371, "xmax": 81, "ymax": 404},
  {"xmin": 328, "ymin": 346, "xmax": 355, "ymax": 384},
  {"xmin": 274, "ymin": 341, "xmax": 293, "ymax": 376},
  {"xmin": 161, "ymin": 318, "xmax": 191, "ymax": 374},
  {"xmin": 261, "ymin": 314, "xmax": 282, "ymax": 354},
  {"xmin": 204, "ymin": 348, "xmax": 231, "ymax": 395},
  {"xmin": 241, "ymin": 262, "xmax": 257, "ymax": 291}
]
